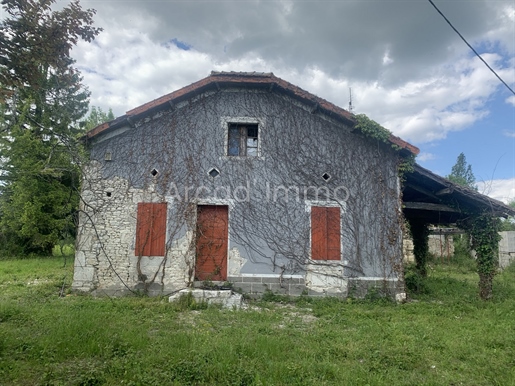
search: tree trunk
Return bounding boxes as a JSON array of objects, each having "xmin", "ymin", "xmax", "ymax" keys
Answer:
[{"xmin": 478, "ymin": 271, "xmax": 494, "ymax": 300}]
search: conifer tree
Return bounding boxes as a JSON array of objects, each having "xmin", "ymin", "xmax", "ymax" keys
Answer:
[
  {"xmin": 447, "ymin": 152, "xmax": 476, "ymax": 189},
  {"xmin": 0, "ymin": 0, "xmax": 101, "ymax": 254}
]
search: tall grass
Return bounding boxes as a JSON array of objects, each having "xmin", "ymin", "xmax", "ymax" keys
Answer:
[{"xmin": 1, "ymin": 256, "xmax": 514, "ymax": 385}]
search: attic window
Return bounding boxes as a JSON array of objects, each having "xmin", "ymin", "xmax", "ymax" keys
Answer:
[
  {"xmin": 322, "ymin": 173, "xmax": 331, "ymax": 182},
  {"xmin": 150, "ymin": 169, "xmax": 159, "ymax": 177},
  {"xmin": 104, "ymin": 152, "xmax": 112, "ymax": 161},
  {"xmin": 228, "ymin": 123, "xmax": 259, "ymax": 157}
]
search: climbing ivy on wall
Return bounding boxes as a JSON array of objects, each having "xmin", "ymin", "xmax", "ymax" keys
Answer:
[
  {"xmin": 459, "ymin": 214, "xmax": 501, "ymax": 300},
  {"xmin": 354, "ymin": 116, "xmax": 503, "ymax": 301},
  {"xmin": 76, "ymin": 91, "xmax": 409, "ymax": 296},
  {"xmin": 354, "ymin": 114, "xmax": 392, "ymax": 144},
  {"xmin": 407, "ymin": 218, "xmax": 429, "ymax": 277},
  {"xmin": 354, "ymin": 114, "xmax": 415, "ymax": 178}
]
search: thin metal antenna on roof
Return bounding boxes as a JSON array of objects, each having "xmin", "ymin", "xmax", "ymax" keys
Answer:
[{"xmin": 348, "ymin": 88, "xmax": 354, "ymax": 113}]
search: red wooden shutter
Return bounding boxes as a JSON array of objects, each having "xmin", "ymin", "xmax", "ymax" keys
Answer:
[
  {"xmin": 135, "ymin": 203, "xmax": 167, "ymax": 256},
  {"xmin": 326, "ymin": 207, "xmax": 341, "ymax": 260},
  {"xmin": 311, "ymin": 206, "xmax": 341, "ymax": 260},
  {"xmin": 311, "ymin": 206, "xmax": 327, "ymax": 260}
]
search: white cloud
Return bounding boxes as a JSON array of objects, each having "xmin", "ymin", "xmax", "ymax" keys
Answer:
[
  {"xmin": 503, "ymin": 130, "xmax": 515, "ymax": 138},
  {"xmin": 484, "ymin": 4, "xmax": 515, "ymax": 54},
  {"xmin": 417, "ymin": 152, "xmax": 436, "ymax": 162},
  {"xmin": 71, "ymin": 0, "xmax": 514, "ymax": 148},
  {"xmin": 74, "ymin": 27, "xmax": 216, "ymax": 116},
  {"xmin": 477, "ymin": 178, "xmax": 515, "ymax": 203}
]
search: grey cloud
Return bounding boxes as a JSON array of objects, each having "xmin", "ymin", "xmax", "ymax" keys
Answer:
[{"xmin": 82, "ymin": 0, "xmax": 505, "ymax": 87}]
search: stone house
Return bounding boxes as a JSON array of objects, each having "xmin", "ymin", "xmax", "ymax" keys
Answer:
[{"xmin": 72, "ymin": 71, "xmax": 419, "ymax": 298}]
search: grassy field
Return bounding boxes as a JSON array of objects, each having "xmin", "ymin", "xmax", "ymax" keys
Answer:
[{"xmin": 1, "ymin": 256, "xmax": 514, "ymax": 385}]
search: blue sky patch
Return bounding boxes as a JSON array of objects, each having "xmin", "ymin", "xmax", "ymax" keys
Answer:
[{"xmin": 167, "ymin": 38, "xmax": 192, "ymax": 51}]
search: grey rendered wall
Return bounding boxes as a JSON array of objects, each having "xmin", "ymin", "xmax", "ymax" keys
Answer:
[{"xmin": 73, "ymin": 88, "xmax": 404, "ymax": 296}]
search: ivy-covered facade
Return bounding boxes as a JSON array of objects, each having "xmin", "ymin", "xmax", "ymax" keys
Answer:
[{"xmin": 72, "ymin": 72, "xmax": 419, "ymax": 298}]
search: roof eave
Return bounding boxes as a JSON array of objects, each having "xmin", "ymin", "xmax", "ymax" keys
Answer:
[{"xmin": 412, "ymin": 164, "xmax": 515, "ymax": 218}]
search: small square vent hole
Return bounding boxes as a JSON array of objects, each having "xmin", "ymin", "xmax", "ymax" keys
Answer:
[
  {"xmin": 208, "ymin": 168, "xmax": 220, "ymax": 178},
  {"xmin": 322, "ymin": 172, "xmax": 331, "ymax": 182},
  {"xmin": 150, "ymin": 169, "xmax": 159, "ymax": 177}
]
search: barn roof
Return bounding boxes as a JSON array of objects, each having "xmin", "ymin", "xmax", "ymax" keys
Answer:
[
  {"xmin": 403, "ymin": 163, "xmax": 515, "ymax": 223},
  {"xmin": 85, "ymin": 71, "xmax": 419, "ymax": 156}
]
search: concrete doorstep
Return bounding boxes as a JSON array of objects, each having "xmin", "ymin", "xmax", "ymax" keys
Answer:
[{"xmin": 169, "ymin": 289, "xmax": 246, "ymax": 309}]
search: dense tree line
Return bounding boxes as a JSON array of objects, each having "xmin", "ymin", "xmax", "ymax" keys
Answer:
[{"xmin": 0, "ymin": 0, "xmax": 101, "ymax": 255}]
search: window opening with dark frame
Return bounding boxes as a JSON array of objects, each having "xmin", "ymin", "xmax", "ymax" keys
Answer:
[{"xmin": 228, "ymin": 123, "xmax": 259, "ymax": 156}]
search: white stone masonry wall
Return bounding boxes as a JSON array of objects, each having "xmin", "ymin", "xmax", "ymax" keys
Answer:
[{"xmin": 73, "ymin": 162, "xmax": 195, "ymax": 294}]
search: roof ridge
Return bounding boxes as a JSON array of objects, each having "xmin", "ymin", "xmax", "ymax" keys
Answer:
[{"xmin": 210, "ymin": 71, "xmax": 274, "ymax": 78}]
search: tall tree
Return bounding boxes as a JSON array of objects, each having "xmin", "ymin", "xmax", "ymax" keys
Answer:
[
  {"xmin": 0, "ymin": 0, "xmax": 101, "ymax": 254},
  {"xmin": 447, "ymin": 152, "xmax": 476, "ymax": 189},
  {"xmin": 0, "ymin": 0, "xmax": 100, "ymax": 100},
  {"xmin": 83, "ymin": 106, "xmax": 115, "ymax": 131}
]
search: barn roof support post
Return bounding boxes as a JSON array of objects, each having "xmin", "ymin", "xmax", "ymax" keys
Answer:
[
  {"xmin": 458, "ymin": 213, "xmax": 502, "ymax": 300},
  {"xmin": 407, "ymin": 217, "xmax": 430, "ymax": 277}
]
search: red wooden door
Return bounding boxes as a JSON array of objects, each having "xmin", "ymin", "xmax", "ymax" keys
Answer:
[
  {"xmin": 195, "ymin": 205, "xmax": 229, "ymax": 281},
  {"xmin": 311, "ymin": 206, "xmax": 341, "ymax": 260}
]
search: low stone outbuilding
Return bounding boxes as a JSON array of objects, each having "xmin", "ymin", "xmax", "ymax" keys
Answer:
[{"xmin": 498, "ymin": 231, "xmax": 515, "ymax": 269}]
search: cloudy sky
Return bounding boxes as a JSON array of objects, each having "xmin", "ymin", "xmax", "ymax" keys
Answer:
[{"xmin": 70, "ymin": 0, "xmax": 514, "ymax": 202}]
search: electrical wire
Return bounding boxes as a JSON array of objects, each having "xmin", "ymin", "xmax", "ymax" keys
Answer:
[{"xmin": 427, "ymin": 0, "xmax": 515, "ymax": 96}]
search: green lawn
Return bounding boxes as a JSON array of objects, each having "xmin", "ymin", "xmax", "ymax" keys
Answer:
[{"xmin": 1, "ymin": 257, "xmax": 514, "ymax": 385}]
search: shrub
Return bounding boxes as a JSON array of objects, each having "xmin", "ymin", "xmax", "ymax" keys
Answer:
[{"xmin": 404, "ymin": 263, "xmax": 428, "ymax": 295}]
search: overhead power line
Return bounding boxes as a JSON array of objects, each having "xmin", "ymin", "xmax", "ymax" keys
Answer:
[{"xmin": 427, "ymin": 0, "xmax": 515, "ymax": 96}]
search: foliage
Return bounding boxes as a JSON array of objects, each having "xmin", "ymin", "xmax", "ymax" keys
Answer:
[
  {"xmin": 499, "ymin": 217, "xmax": 515, "ymax": 231},
  {"xmin": 447, "ymin": 152, "xmax": 476, "ymax": 189},
  {"xmin": 354, "ymin": 114, "xmax": 415, "ymax": 177},
  {"xmin": 451, "ymin": 234, "xmax": 476, "ymax": 272},
  {"xmin": 459, "ymin": 214, "xmax": 502, "ymax": 300},
  {"xmin": 453, "ymin": 232, "xmax": 472, "ymax": 258},
  {"xmin": 403, "ymin": 262, "xmax": 428, "ymax": 294},
  {"xmin": 0, "ymin": 112, "xmax": 81, "ymax": 254},
  {"xmin": 407, "ymin": 218, "xmax": 430, "ymax": 277},
  {"xmin": 170, "ymin": 292, "xmax": 208, "ymax": 311},
  {"xmin": 398, "ymin": 153, "xmax": 415, "ymax": 175},
  {"xmin": 499, "ymin": 200, "xmax": 515, "ymax": 231},
  {"xmin": 0, "ymin": 0, "xmax": 100, "ymax": 255},
  {"xmin": 2, "ymin": 257, "xmax": 515, "ymax": 385},
  {"xmin": 354, "ymin": 114, "xmax": 392, "ymax": 144},
  {"xmin": 0, "ymin": 0, "xmax": 101, "ymax": 99},
  {"xmin": 430, "ymin": 153, "xmax": 502, "ymax": 301},
  {"xmin": 52, "ymin": 243, "xmax": 75, "ymax": 257},
  {"xmin": 82, "ymin": 106, "xmax": 115, "ymax": 131}
]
